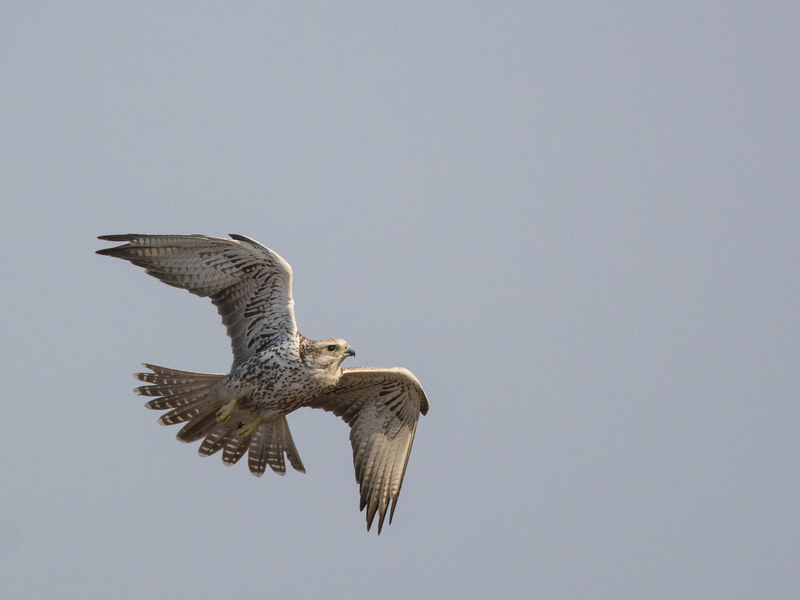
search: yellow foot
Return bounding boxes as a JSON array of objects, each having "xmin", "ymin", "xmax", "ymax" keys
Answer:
[
  {"xmin": 216, "ymin": 399, "xmax": 237, "ymax": 423},
  {"xmin": 237, "ymin": 416, "xmax": 263, "ymax": 438}
]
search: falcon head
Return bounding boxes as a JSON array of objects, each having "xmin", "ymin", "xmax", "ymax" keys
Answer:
[{"xmin": 302, "ymin": 338, "xmax": 356, "ymax": 371}]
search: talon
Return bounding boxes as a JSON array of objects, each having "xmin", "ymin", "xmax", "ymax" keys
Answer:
[
  {"xmin": 237, "ymin": 417, "xmax": 263, "ymax": 438},
  {"xmin": 216, "ymin": 399, "xmax": 237, "ymax": 423}
]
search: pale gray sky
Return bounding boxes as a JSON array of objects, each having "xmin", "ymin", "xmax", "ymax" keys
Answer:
[{"xmin": 2, "ymin": 2, "xmax": 799, "ymax": 598}]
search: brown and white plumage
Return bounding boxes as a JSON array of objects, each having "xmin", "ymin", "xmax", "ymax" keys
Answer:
[
  {"xmin": 97, "ymin": 234, "xmax": 428, "ymax": 533},
  {"xmin": 309, "ymin": 367, "xmax": 429, "ymax": 533},
  {"xmin": 97, "ymin": 233, "xmax": 297, "ymax": 368}
]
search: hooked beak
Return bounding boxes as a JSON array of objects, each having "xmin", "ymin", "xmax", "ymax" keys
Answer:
[{"xmin": 344, "ymin": 347, "xmax": 356, "ymax": 358}]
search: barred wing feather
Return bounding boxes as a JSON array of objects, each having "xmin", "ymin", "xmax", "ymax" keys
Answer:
[
  {"xmin": 308, "ymin": 367, "xmax": 429, "ymax": 534},
  {"xmin": 97, "ymin": 234, "xmax": 297, "ymax": 367}
]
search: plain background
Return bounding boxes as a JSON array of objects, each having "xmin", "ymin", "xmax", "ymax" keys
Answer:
[{"xmin": 2, "ymin": 2, "xmax": 799, "ymax": 598}]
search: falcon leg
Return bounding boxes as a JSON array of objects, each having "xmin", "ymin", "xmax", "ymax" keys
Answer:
[
  {"xmin": 216, "ymin": 399, "xmax": 237, "ymax": 423},
  {"xmin": 237, "ymin": 416, "xmax": 263, "ymax": 438}
]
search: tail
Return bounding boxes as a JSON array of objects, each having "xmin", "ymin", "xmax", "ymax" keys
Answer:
[
  {"xmin": 134, "ymin": 363, "xmax": 305, "ymax": 476},
  {"xmin": 246, "ymin": 417, "xmax": 306, "ymax": 476},
  {"xmin": 195, "ymin": 415, "xmax": 306, "ymax": 476}
]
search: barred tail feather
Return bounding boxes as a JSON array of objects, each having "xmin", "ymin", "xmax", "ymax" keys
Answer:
[
  {"xmin": 134, "ymin": 364, "xmax": 305, "ymax": 477},
  {"xmin": 133, "ymin": 364, "xmax": 226, "ymax": 441},
  {"xmin": 176, "ymin": 410, "xmax": 220, "ymax": 443},
  {"xmin": 278, "ymin": 417, "xmax": 306, "ymax": 474},
  {"xmin": 222, "ymin": 434, "xmax": 250, "ymax": 466},
  {"xmin": 198, "ymin": 423, "xmax": 232, "ymax": 457},
  {"xmin": 135, "ymin": 364, "xmax": 225, "ymax": 410},
  {"xmin": 247, "ymin": 416, "xmax": 306, "ymax": 476}
]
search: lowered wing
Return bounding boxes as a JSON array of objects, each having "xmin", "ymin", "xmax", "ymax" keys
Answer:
[{"xmin": 308, "ymin": 367, "xmax": 429, "ymax": 534}]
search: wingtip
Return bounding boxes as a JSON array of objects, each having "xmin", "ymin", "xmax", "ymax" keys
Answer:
[
  {"xmin": 97, "ymin": 234, "xmax": 140, "ymax": 241},
  {"xmin": 229, "ymin": 233, "xmax": 260, "ymax": 246},
  {"xmin": 96, "ymin": 234, "xmax": 140, "ymax": 256}
]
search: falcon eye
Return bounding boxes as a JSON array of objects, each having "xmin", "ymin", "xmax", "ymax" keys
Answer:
[{"xmin": 327, "ymin": 345, "xmax": 336, "ymax": 351}]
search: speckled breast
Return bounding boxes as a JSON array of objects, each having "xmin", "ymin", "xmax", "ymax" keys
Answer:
[{"xmin": 228, "ymin": 345, "xmax": 338, "ymax": 413}]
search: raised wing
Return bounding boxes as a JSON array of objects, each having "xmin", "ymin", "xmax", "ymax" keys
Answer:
[
  {"xmin": 308, "ymin": 367, "xmax": 429, "ymax": 534},
  {"xmin": 97, "ymin": 234, "xmax": 297, "ymax": 368}
]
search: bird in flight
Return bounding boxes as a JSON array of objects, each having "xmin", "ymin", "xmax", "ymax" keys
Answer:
[{"xmin": 97, "ymin": 234, "xmax": 429, "ymax": 533}]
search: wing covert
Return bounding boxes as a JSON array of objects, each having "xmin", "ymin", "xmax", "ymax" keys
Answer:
[
  {"xmin": 97, "ymin": 234, "xmax": 297, "ymax": 367},
  {"xmin": 308, "ymin": 367, "xmax": 429, "ymax": 534}
]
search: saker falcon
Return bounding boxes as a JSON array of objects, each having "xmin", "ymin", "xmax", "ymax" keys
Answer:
[{"xmin": 97, "ymin": 234, "xmax": 429, "ymax": 534}]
